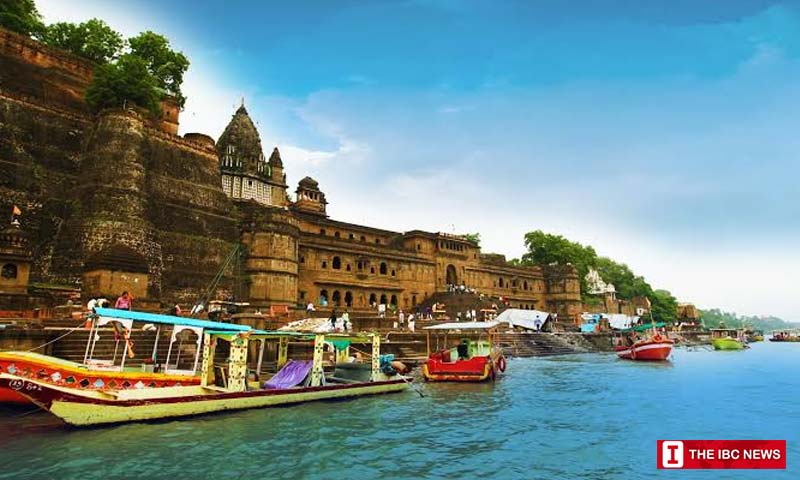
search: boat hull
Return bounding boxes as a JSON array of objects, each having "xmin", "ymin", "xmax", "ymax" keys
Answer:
[
  {"xmin": 0, "ymin": 351, "xmax": 200, "ymax": 406},
  {"xmin": 712, "ymin": 338, "xmax": 745, "ymax": 350},
  {"xmin": 615, "ymin": 341, "xmax": 673, "ymax": 361},
  {"xmin": 422, "ymin": 355, "xmax": 501, "ymax": 382},
  {"xmin": 0, "ymin": 373, "xmax": 408, "ymax": 427}
]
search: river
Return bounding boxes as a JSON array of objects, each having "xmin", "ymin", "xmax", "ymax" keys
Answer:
[{"xmin": 0, "ymin": 341, "xmax": 797, "ymax": 479}]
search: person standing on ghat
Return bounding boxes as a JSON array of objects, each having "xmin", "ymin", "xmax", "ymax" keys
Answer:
[
  {"xmin": 115, "ymin": 291, "xmax": 132, "ymax": 311},
  {"xmin": 398, "ymin": 310, "xmax": 405, "ymax": 329}
]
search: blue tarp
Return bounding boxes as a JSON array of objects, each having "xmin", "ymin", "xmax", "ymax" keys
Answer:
[{"xmin": 94, "ymin": 307, "xmax": 250, "ymax": 331}]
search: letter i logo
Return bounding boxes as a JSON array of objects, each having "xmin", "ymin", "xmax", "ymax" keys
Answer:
[{"xmin": 662, "ymin": 441, "xmax": 684, "ymax": 468}]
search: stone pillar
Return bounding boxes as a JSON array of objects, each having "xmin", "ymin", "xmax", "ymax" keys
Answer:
[
  {"xmin": 240, "ymin": 205, "xmax": 299, "ymax": 309},
  {"xmin": 73, "ymin": 109, "xmax": 161, "ymax": 298}
]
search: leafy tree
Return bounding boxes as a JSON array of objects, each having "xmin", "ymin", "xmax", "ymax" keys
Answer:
[
  {"xmin": 521, "ymin": 230, "xmax": 597, "ymax": 293},
  {"xmin": 0, "ymin": 0, "xmax": 45, "ymax": 37},
  {"xmin": 42, "ymin": 19, "xmax": 123, "ymax": 64},
  {"xmin": 462, "ymin": 232, "xmax": 481, "ymax": 247},
  {"xmin": 700, "ymin": 309, "xmax": 799, "ymax": 333},
  {"xmin": 85, "ymin": 54, "xmax": 161, "ymax": 116},
  {"xmin": 127, "ymin": 31, "xmax": 189, "ymax": 107},
  {"xmin": 649, "ymin": 289, "xmax": 678, "ymax": 324}
]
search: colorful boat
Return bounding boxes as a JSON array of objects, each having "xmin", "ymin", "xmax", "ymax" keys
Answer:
[
  {"xmin": 0, "ymin": 329, "xmax": 408, "ymax": 426},
  {"xmin": 710, "ymin": 328, "xmax": 747, "ymax": 350},
  {"xmin": 615, "ymin": 322, "xmax": 674, "ymax": 361},
  {"xmin": 769, "ymin": 330, "xmax": 800, "ymax": 342},
  {"xmin": 0, "ymin": 308, "xmax": 251, "ymax": 405},
  {"xmin": 422, "ymin": 321, "xmax": 506, "ymax": 382}
]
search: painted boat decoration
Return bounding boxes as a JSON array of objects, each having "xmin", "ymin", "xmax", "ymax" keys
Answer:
[
  {"xmin": 422, "ymin": 322, "xmax": 506, "ymax": 382},
  {"xmin": 0, "ymin": 308, "xmax": 251, "ymax": 405},
  {"xmin": 615, "ymin": 322, "xmax": 673, "ymax": 361},
  {"xmin": 2, "ymin": 329, "xmax": 409, "ymax": 426}
]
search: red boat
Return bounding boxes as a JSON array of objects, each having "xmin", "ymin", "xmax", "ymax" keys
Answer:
[
  {"xmin": 615, "ymin": 332, "xmax": 674, "ymax": 361},
  {"xmin": 422, "ymin": 322, "xmax": 506, "ymax": 382}
]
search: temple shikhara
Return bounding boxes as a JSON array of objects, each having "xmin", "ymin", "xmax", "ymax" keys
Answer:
[{"xmin": 0, "ymin": 27, "xmax": 581, "ymax": 319}]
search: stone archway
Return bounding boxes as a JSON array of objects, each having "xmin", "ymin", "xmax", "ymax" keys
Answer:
[{"xmin": 445, "ymin": 264, "xmax": 458, "ymax": 285}]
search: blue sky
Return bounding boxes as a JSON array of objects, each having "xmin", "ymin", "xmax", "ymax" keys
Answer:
[{"xmin": 39, "ymin": 1, "xmax": 800, "ymax": 319}]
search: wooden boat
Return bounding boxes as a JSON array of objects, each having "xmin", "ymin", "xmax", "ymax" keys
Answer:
[
  {"xmin": 1, "ymin": 329, "xmax": 408, "ymax": 426},
  {"xmin": 615, "ymin": 323, "xmax": 673, "ymax": 361},
  {"xmin": 0, "ymin": 308, "xmax": 253, "ymax": 405},
  {"xmin": 710, "ymin": 328, "xmax": 747, "ymax": 350},
  {"xmin": 422, "ymin": 321, "xmax": 506, "ymax": 382},
  {"xmin": 769, "ymin": 330, "xmax": 800, "ymax": 342}
]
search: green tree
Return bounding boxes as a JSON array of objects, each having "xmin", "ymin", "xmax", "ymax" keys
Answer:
[
  {"xmin": 42, "ymin": 19, "xmax": 123, "ymax": 64},
  {"xmin": 521, "ymin": 230, "xmax": 597, "ymax": 293},
  {"xmin": 462, "ymin": 232, "xmax": 481, "ymax": 247},
  {"xmin": 594, "ymin": 256, "xmax": 653, "ymax": 300},
  {"xmin": 0, "ymin": 0, "xmax": 45, "ymax": 37},
  {"xmin": 649, "ymin": 289, "xmax": 678, "ymax": 324},
  {"xmin": 85, "ymin": 54, "xmax": 161, "ymax": 116},
  {"xmin": 128, "ymin": 31, "xmax": 189, "ymax": 107}
]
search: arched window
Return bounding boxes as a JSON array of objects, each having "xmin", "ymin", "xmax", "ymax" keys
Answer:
[
  {"xmin": 345, "ymin": 291, "xmax": 353, "ymax": 307},
  {"xmin": 375, "ymin": 238, "xmax": 381, "ymax": 244},
  {"xmin": 380, "ymin": 294, "xmax": 388, "ymax": 305},
  {"xmin": 370, "ymin": 267, "xmax": 375, "ymax": 274},
  {"xmin": 334, "ymin": 231, "xmax": 341, "ymax": 238},
  {"xmin": 523, "ymin": 280, "xmax": 528, "ymax": 290},
  {"xmin": 321, "ymin": 261, "xmax": 327, "ymax": 269},
  {"xmin": 346, "ymin": 264, "xmax": 351, "ymax": 272},
  {"xmin": 369, "ymin": 293, "xmax": 377, "ymax": 305},
  {"xmin": 332, "ymin": 290, "xmax": 341, "ymax": 306},
  {"xmin": 391, "ymin": 269, "xmax": 396, "ymax": 277},
  {"xmin": 498, "ymin": 277, "xmax": 504, "ymax": 288},
  {"xmin": 379, "ymin": 262, "xmax": 387, "ymax": 275},
  {"xmin": 332, "ymin": 256, "xmax": 341, "ymax": 270},
  {"xmin": 1, "ymin": 264, "xmax": 17, "ymax": 279},
  {"xmin": 390, "ymin": 295, "xmax": 398, "ymax": 307},
  {"xmin": 361, "ymin": 235, "xmax": 366, "ymax": 242},
  {"xmin": 320, "ymin": 228, "xmax": 326, "ymax": 235},
  {"xmin": 319, "ymin": 289, "xmax": 329, "ymax": 306}
]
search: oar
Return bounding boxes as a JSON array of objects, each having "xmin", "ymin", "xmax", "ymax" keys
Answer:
[{"xmin": 399, "ymin": 373, "xmax": 425, "ymax": 398}]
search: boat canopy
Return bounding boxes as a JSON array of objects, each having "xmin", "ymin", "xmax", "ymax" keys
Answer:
[
  {"xmin": 425, "ymin": 321, "xmax": 499, "ymax": 330},
  {"xmin": 93, "ymin": 307, "xmax": 250, "ymax": 331},
  {"xmin": 494, "ymin": 309, "xmax": 551, "ymax": 330},
  {"xmin": 623, "ymin": 322, "xmax": 666, "ymax": 332}
]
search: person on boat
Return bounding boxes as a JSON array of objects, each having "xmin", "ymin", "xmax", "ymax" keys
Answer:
[{"xmin": 115, "ymin": 291, "xmax": 132, "ymax": 311}]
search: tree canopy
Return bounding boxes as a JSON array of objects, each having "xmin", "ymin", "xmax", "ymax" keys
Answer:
[
  {"xmin": 0, "ymin": 0, "xmax": 44, "ymax": 37},
  {"xmin": 462, "ymin": 232, "xmax": 481, "ymax": 247},
  {"xmin": 85, "ymin": 54, "xmax": 161, "ymax": 116},
  {"xmin": 518, "ymin": 229, "xmax": 679, "ymax": 322},
  {"xmin": 700, "ymin": 309, "xmax": 799, "ymax": 333},
  {"xmin": 42, "ymin": 19, "xmax": 123, "ymax": 64},
  {"xmin": 128, "ymin": 31, "xmax": 189, "ymax": 107}
]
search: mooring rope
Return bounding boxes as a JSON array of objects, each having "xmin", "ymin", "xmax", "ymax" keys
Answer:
[{"xmin": 0, "ymin": 319, "xmax": 88, "ymax": 353}]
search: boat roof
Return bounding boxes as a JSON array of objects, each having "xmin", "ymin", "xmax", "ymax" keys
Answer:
[
  {"xmin": 205, "ymin": 329, "xmax": 375, "ymax": 342},
  {"xmin": 425, "ymin": 321, "xmax": 499, "ymax": 330},
  {"xmin": 94, "ymin": 308, "xmax": 251, "ymax": 332},
  {"xmin": 622, "ymin": 322, "xmax": 666, "ymax": 332}
]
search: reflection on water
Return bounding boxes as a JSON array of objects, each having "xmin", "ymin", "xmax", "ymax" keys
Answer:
[{"xmin": 0, "ymin": 342, "xmax": 798, "ymax": 479}]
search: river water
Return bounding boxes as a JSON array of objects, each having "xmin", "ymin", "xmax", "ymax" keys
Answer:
[{"xmin": 0, "ymin": 341, "xmax": 797, "ymax": 480}]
